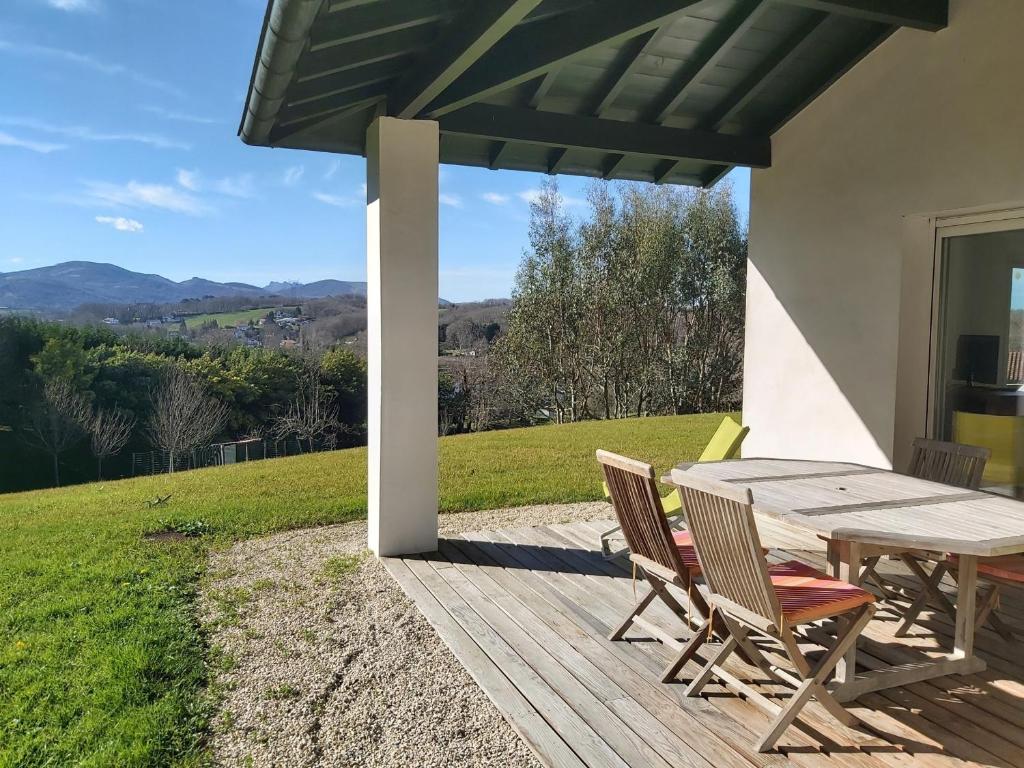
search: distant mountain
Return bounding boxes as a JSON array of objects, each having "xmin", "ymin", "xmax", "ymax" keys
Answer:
[
  {"xmin": 0, "ymin": 261, "xmax": 368, "ymax": 311},
  {"xmin": 263, "ymin": 279, "xmax": 367, "ymax": 298}
]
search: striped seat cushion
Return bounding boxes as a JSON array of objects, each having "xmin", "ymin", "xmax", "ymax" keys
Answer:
[
  {"xmin": 671, "ymin": 530, "xmax": 701, "ymax": 573},
  {"xmin": 672, "ymin": 530, "xmax": 770, "ymax": 576},
  {"xmin": 949, "ymin": 553, "xmax": 1024, "ymax": 583},
  {"xmin": 767, "ymin": 560, "xmax": 875, "ymax": 623}
]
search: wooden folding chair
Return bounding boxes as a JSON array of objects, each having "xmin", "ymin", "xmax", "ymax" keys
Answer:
[
  {"xmin": 897, "ymin": 554, "xmax": 1020, "ymax": 641},
  {"xmin": 890, "ymin": 439, "xmax": 992, "ymax": 636},
  {"xmin": 599, "ymin": 416, "xmax": 749, "ymax": 558},
  {"xmin": 827, "ymin": 438, "xmax": 990, "ymax": 602},
  {"xmin": 670, "ymin": 470, "xmax": 876, "ymax": 753},
  {"xmin": 597, "ymin": 450, "xmax": 714, "ymax": 682}
]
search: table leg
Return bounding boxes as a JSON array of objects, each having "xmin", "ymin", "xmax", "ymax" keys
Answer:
[
  {"xmin": 827, "ymin": 538, "xmax": 841, "ymax": 578},
  {"xmin": 835, "ymin": 540, "xmax": 862, "ymax": 685},
  {"xmin": 953, "ymin": 554, "xmax": 978, "ymax": 661}
]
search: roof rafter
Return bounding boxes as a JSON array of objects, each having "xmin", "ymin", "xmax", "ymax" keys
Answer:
[
  {"xmin": 588, "ymin": 28, "xmax": 659, "ymax": 117},
  {"xmin": 699, "ymin": 11, "xmax": 830, "ymax": 131},
  {"xmin": 422, "ymin": 0, "xmax": 712, "ymax": 118},
  {"xmin": 647, "ymin": 0, "xmax": 767, "ymax": 125},
  {"xmin": 437, "ymin": 103, "xmax": 771, "ymax": 168},
  {"xmin": 758, "ymin": 21, "xmax": 894, "ymax": 136},
  {"xmin": 287, "ymin": 57, "xmax": 412, "ymax": 107},
  {"xmin": 777, "ymin": 0, "xmax": 947, "ymax": 31},
  {"xmin": 604, "ymin": 0, "xmax": 763, "ymax": 182},
  {"xmin": 489, "ymin": 67, "xmax": 561, "ymax": 169},
  {"xmin": 310, "ymin": 0, "xmax": 445, "ymax": 51},
  {"xmin": 298, "ymin": 25, "xmax": 437, "ymax": 82},
  {"xmin": 389, "ymin": 0, "xmax": 545, "ymax": 119},
  {"xmin": 278, "ymin": 83, "xmax": 387, "ymax": 127}
]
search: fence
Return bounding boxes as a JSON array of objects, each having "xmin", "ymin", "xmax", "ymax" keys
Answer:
[{"xmin": 130, "ymin": 437, "xmax": 314, "ymax": 477}]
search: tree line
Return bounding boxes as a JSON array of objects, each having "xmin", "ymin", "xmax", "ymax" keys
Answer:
[
  {"xmin": 0, "ymin": 318, "xmax": 367, "ymax": 490},
  {"xmin": 439, "ymin": 179, "xmax": 746, "ymax": 431}
]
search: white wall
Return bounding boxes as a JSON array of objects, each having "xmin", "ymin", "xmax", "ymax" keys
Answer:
[{"xmin": 743, "ymin": 0, "xmax": 1024, "ymax": 470}]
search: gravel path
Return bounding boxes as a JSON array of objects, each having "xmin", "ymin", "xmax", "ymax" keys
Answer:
[{"xmin": 200, "ymin": 502, "xmax": 613, "ymax": 768}]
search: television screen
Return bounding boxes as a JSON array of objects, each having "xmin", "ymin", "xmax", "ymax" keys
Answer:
[{"xmin": 955, "ymin": 334, "xmax": 1000, "ymax": 384}]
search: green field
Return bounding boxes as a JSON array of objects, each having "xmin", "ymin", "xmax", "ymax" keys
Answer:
[
  {"xmin": 183, "ymin": 306, "xmax": 296, "ymax": 330},
  {"xmin": 0, "ymin": 413, "xmax": 731, "ymax": 766}
]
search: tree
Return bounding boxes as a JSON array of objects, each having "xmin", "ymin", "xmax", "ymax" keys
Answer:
[
  {"xmin": 22, "ymin": 378, "xmax": 92, "ymax": 486},
  {"xmin": 499, "ymin": 179, "xmax": 746, "ymax": 421},
  {"xmin": 270, "ymin": 366, "xmax": 340, "ymax": 452},
  {"xmin": 319, "ymin": 347, "xmax": 367, "ymax": 432},
  {"xmin": 148, "ymin": 367, "xmax": 229, "ymax": 472},
  {"xmin": 31, "ymin": 337, "xmax": 92, "ymax": 389},
  {"xmin": 89, "ymin": 407, "xmax": 136, "ymax": 480},
  {"xmin": 500, "ymin": 178, "xmax": 590, "ymax": 423}
]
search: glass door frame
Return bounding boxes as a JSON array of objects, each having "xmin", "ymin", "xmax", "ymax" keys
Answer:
[{"xmin": 926, "ymin": 209, "xmax": 1024, "ymax": 439}]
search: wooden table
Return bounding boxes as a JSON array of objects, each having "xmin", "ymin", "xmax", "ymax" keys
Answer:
[{"xmin": 671, "ymin": 458, "xmax": 1024, "ymax": 701}]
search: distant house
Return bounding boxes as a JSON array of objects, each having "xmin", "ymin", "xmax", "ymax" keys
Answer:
[
  {"xmin": 102, "ymin": 317, "xmax": 119, "ymax": 325},
  {"xmin": 279, "ymin": 339, "xmax": 298, "ymax": 350}
]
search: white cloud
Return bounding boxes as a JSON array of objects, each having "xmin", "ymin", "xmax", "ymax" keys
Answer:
[
  {"xmin": 0, "ymin": 40, "xmax": 183, "ymax": 98},
  {"xmin": 176, "ymin": 168, "xmax": 200, "ymax": 191},
  {"xmin": 175, "ymin": 168, "xmax": 255, "ymax": 198},
  {"xmin": 142, "ymin": 106, "xmax": 217, "ymax": 124},
  {"xmin": 481, "ymin": 192, "xmax": 510, "ymax": 205},
  {"xmin": 95, "ymin": 216, "xmax": 143, "ymax": 232},
  {"xmin": 324, "ymin": 159, "xmax": 340, "ymax": 180},
  {"xmin": 0, "ymin": 117, "xmax": 189, "ymax": 150},
  {"xmin": 213, "ymin": 174, "xmax": 256, "ymax": 199},
  {"xmin": 0, "ymin": 130, "xmax": 66, "ymax": 153},
  {"xmin": 312, "ymin": 191, "xmax": 358, "ymax": 208},
  {"xmin": 8, "ymin": 256, "xmax": 25, "ymax": 265},
  {"xmin": 439, "ymin": 192, "xmax": 464, "ymax": 209},
  {"xmin": 47, "ymin": 0, "xmax": 99, "ymax": 10},
  {"xmin": 80, "ymin": 180, "xmax": 209, "ymax": 215},
  {"xmin": 282, "ymin": 165, "xmax": 304, "ymax": 186}
]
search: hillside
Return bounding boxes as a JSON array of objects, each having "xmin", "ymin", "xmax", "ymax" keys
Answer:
[
  {"xmin": 0, "ymin": 413, "xmax": 728, "ymax": 766},
  {"xmin": 0, "ymin": 261, "xmax": 368, "ymax": 311}
]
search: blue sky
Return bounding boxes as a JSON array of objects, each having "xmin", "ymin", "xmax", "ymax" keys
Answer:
[{"xmin": 0, "ymin": 0, "xmax": 750, "ymax": 302}]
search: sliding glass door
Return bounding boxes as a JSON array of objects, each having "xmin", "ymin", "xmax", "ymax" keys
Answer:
[{"xmin": 932, "ymin": 216, "xmax": 1024, "ymax": 497}]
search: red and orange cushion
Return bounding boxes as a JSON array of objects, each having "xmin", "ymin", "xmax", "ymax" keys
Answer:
[
  {"xmin": 672, "ymin": 530, "xmax": 771, "ymax": 577},
  {"xmin": 671, "ymin": 530, "xmax": 702, "ymax": 572},
  {"xmin": 948, "ymin": 553, "xmax": 1024, "ymax": 583},
  {"xmin": 672, "ymin": 531, "xmax": 875, "ymax": 623},
  {"xmin": 767, "ymin": 560, "xmax": 875, "ymax": 623}
]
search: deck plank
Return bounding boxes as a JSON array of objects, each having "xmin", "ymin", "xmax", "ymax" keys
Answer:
[{"xmin": 386, "ymin": 519, "xmax": 1024, "ymax": 768}]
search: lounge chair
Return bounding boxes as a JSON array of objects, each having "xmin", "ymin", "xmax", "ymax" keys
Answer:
[
  {"xmin": 670, "ymin": 469, "xmax": 876, "ymax": 753},
  {"xmin": 599, "ymin": 415, "xmax": 749, "ymax": 557}
]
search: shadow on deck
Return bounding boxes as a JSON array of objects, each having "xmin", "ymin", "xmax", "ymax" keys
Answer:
[{"xmin": 383, "ymin": 517, "xmax": 1024, "ymax": 768}]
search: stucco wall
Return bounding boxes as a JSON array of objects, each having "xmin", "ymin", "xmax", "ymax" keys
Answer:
[{"xmin": 743, "ymin": 0, "xmax": 1024, "ymax": 470}]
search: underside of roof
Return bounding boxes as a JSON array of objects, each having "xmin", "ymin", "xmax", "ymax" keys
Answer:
[{"xmin": 239, "ymin": 0, "xmax": 947, "ymax": 187}]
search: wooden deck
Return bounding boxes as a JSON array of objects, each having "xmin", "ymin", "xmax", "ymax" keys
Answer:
[{"xmin": 383, "ymin": 518, "xmax": 1024, "ymax": 768}]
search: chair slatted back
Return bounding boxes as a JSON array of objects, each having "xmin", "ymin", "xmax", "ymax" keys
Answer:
[
  {"xmin": 596, "ymin": 450, "xmax": 687, "ymax": 577},
  {"xmin": 908, "ymin": 438, "xmax": 990, "ymax": 489},
  {"xmin": 671, "ymin": 472, "xmax": 781, "ymax": 626}
]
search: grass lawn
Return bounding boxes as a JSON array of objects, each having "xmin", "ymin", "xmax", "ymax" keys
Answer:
[
  {"xmin": 182, "ymin": 306, "xmax": 295, "ymax": 330},
  {"xmin": 0, "ymin": 412, "xmax": 732, "ymax": 766}
]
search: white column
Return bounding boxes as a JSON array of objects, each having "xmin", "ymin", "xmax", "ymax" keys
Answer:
[{"xmin": 366, "ymin": 117, "xmax": 439, "ymax": 557}]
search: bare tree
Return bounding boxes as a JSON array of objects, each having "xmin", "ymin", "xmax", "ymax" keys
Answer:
[
  {"xmin": 148, "ymin": 367, "xmax": 229, "ymax": 472},
  {"xmin": 90, "ymin": 407, "xmax": 136, "ymax": 480},
  {"xmin": 22, "ymin": 378, "xmax": 92, "ymax": 487},
  {"xmin": 271, "ymin": 368, "xmax": 340, "ymax": 452}
]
